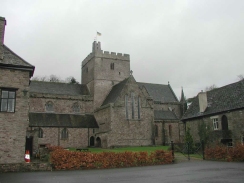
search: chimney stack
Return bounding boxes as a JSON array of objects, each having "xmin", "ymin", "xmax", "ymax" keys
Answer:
[
  {"xmin": 198, "ymin": 92, "xmax": 207, "ymax": 113},
  {"xmin": 0, "ymin": 17, "xmax": 6, "ymax": 59}
]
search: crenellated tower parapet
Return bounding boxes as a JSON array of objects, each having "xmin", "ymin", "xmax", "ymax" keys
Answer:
[
  {"xmin": 81, "ymin": 41, "xmax": 130, "ymax": 109},
  {"xmin": 82, "ymin": 42, "xmax": 130, "ymax": 67}
]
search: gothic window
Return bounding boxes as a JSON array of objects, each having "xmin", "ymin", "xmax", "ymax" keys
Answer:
[
  {"xmin": 169, "ymin": 125, "xmax": 172, "ymax": 138},
  {"xmin": 125, "ymin": 95, "xmax": 129, "ymax": 119},
  {"xmin": 45, "ymin": 101, "xmax": 54, "ymax": 112},
  {"xmin": 155, "ymin": 125, "xmax": 158, "ymax": 137},
  {"xmin": 61, "ymin": 128, "xmax": 68, "ymax": 139},
  {"xmin": 38, "ymin": 128, "xmax": 43, "ymax": 138},
  {"xmin": 212, "ymin": 117, "xmax": 219, "ymax": 130},
  {"xmin": 131, "ymin": 92, "xmax": 135, "ymax": 119},
  {"xmin": 138, "ymin": 97, "xmax": 141, "ymax": 119},
  {"xmin": 72, "ymin": 102, "xmax": 80, "ymax": 113},
  {"xmin": 110, "ymin": 63, "xmax": 114, "ymax": 70},
  {"xmin": 0, "ymin": 89, "xmax": 16, "ymax": 112}
]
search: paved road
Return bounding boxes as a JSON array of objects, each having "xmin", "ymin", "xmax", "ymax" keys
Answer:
[{"xmin": 0, "ymin": 161, "xmax": 244, "ymax": 183}]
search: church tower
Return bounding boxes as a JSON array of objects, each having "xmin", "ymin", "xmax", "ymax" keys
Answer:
[{"xmin": 81, "ymin": 41, "xmax": 130, "ymax": 109}]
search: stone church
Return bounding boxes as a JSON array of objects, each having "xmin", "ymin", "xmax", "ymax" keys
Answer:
[{"xmin": 0, "ymin": 17, "xmax": 185, "ymax": 164}]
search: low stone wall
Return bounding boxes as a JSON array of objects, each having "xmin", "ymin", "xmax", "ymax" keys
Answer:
[{"xmin": 0, "ymin": 162, "xmax": 52, "ymax": 173}]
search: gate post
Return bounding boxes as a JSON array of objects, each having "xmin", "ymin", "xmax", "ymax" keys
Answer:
[
  {"xmin": 202, "ymin": 140, "xmax": 205, "ymax": 160},
  {"xmin": 171, "ymin": 141, "xmax": 174, "ymax": 162}
]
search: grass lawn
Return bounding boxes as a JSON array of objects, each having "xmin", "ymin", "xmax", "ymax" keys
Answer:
[{"xmin": 69, "ymin": 146, "xmax": 169, "ymax": 153}]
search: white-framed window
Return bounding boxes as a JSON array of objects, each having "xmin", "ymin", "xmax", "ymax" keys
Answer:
[{"xmin": 212, "ymin": 118, "xmax": 219, "ymax": 130}]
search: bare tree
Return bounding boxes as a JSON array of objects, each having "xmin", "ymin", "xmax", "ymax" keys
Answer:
[
  {"xmin": 205, "ymin": 84, "xmax": 217, "ymax": 91},
  {"xmin": 238, "ymin": 74, "xmax": 244, "ymax": 81},
  {"xmin": 65, "ymin": 76, "xmax": 79, "ymax": 84},
  {"xmin": 49, "ymin": 75, "xmax": 61, "ymax": 82},
  {"xmin": 31, "ymin": 76, "xmax": 48, "ymax": 81}
]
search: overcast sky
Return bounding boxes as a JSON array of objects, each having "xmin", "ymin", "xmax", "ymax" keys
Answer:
[{"xmin": 1, "ymin": 0, "xmax": 243, "ymax": 99}]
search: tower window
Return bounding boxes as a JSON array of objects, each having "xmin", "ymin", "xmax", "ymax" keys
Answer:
[{"xmin": 110, "ymin": 63, "xmax": 114, "ymax": 70}]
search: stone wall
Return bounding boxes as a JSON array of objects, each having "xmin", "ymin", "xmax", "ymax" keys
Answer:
[
  {"xmin": 94, "ymin": 77, "xmax": 154, "ymax": 147},
  {"xmin": 29, "ymin": 93, "xmax": 93, "ymax": 114},
  {"xmin": 0, "ymin": 68, "xmax": 30, "ymax": 163},
  {"xmin": 154, "ymin": 120, "xmax": 183, "ymax": 145},
  {"xmin": 154, "ymin": 102, "xmax": 182, "ymax": 119},
  {"xmin": 81, "ymin": 43, "xmax": 130, "ymax": 109},
  {"xmin": 185, "ymin": 109, "xmax": 244, "ymax": 144},
  {"xmin": 0, "ymin": 162, "xmax": 52, "ymax": 173},
  {"xmin": 34, "ymin": 128, "xmax": 89, "ymax": 149}
]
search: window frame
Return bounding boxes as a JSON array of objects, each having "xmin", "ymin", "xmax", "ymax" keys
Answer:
[
  {"xmin": 61, "ymin": 128, "xmax": 68, "ymax": 140},
  {"xmin": 0, "ymin": 88, "xmax": 17, "ymax": 113},
  {"xmin": 38, "ymin": 128, "xmax": 44, "ymax": 138},
  {"xmin": 212, "ymin": 117, "xmax": 219, "ymax": 130},
  {"xmin": 45, "ymin": 101, "xmax": 54, "ymax": 112}
]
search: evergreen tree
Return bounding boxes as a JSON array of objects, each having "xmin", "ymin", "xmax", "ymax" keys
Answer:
[{"xmin": 185, "ymin": 127, "xmax": 194, "ymax": 153}]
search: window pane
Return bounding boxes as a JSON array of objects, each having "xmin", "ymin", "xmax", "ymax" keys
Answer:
[
  {"xmin": 9, "ymin": 92, "xmax": 15, "ymax": 99},
  {"xmin": 8, "ymin": 99, "xmax": 15, "ymax": 112},
  {"xmin": 1, "ymin": 91, "xmax": 8, "ymax": 98},
  {"xmin": 1, "ymin": 99, "xmax": 7, "ymax": 111}
]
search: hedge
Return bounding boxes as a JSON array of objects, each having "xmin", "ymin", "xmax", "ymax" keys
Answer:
[
  {"xmin": 205, "ymin": 143, "xmax": 244, "ymax": 162},
  {"xmin": 49, "ymin": 147, "xmax": 173, "ymax": 170}
]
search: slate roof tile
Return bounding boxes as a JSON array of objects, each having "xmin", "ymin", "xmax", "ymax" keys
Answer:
[
  {"xmin": 29, "ymin": 113, "xmax": 99, "ymax": 128},
  {"xmin": 137, "ymin": 82, "xmax": 179, "ymax": 103},
  {"xmin": 30, "ymin": 81, "xmax": 90, "ymax": 96},
  {"xmin": 182, "ymin": 80, "xmax": 244, "ymax": 120},
  {"xmin": 102, "ymin": 78, "xmax": 129, "ymax": 106},
  {"xmin": 1, "ymin": 45, "xmax": 34, "ymax": 67},
  {"xmin": 154, "ymin": 110, "xmax": 179, "ymax": 120}
]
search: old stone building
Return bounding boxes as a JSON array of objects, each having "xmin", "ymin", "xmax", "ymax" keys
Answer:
[
  {"xmin": 0, "ymin": 17, "xmax": 35, "ymax": 163},
  {"xmin": 182, "ymin": 80, "xmax": 244, "ymax": 145},
  {"xmin": 0, "ymin": 17, "xmax": 184, "ymax": 164}
]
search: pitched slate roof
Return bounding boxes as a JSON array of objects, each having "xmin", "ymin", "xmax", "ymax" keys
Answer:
[
  {"xmin": 137, "ymin": 82, "xmax": 179, "ymax": 103},
  {"xmin": 102, "ymin": 78, "xmax": 129, "ymax": 106},
  {"xmin": 30, "ymin": 81, "xmax": 90, "ymax": 96},
  {"xmin": 0, "ymin": 45, "xmax": 35, "ymax": 76},
  {"xmin": 154, "ymin": 110, "xmax": 178, "ymax": 120},
  {"xmin": 182, "ymin": 80, "xmax": 244, "ymax": 120},
  {"xmin": 29, "ymin": 113, "xmax": 99, "ymax": 128}
]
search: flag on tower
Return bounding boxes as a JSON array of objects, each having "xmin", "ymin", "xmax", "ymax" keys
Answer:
[{"xmin": 97, "ymin": 32, "xmax": 102, "ymax": 36}]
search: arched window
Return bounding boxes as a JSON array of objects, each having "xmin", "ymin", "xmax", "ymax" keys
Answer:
[
  {"xmin": 125, "ymin": 95, "xmax": 129, "ymax": 119},
  {"xmin": 61, "ymin": 128, "xmax": 68, "ymax": 139},
  {"xmin": 155, "ymin": 125, "xmax": 158, "ymax": 137},
  {"xmin": 138, "ymin": 97, "xmax": 141, "ymax": 119},
  {"xmin": 38, "ymin": 128, "xmax": 43, "ymax": 138},
  {"xmin": 169, "ymin": 125, "xmax": 172, "ymax": 138},
  {"xmin": 45, "ymin": 101, "xmax": 54, "ymax": 112},
  {"xmin": 221, "ymin": 115, "xmax": 228, "ymax": 130},
  {"xmin": 131, "ymin": 92, "xmax": 135, "ymax": 119},
  {"xmin": 72, "ymin": 102, "xmax": 80, "ymax": 113}
]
